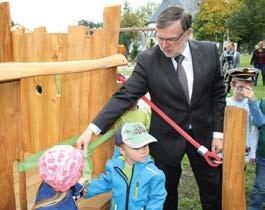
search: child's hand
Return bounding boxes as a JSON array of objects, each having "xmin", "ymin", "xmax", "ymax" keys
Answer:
[
  {"xmin": 242, "ymin": 86, "xmax": 255, "ymax": 101},
  {"xmin": 78, "ymin": 175, "xmax": 91, "ymax": 187}
]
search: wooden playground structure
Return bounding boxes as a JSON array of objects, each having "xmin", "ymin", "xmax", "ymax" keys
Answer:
[{"xmin": 0, "ymin": 2, "xmax": 248, "ymax": 210}]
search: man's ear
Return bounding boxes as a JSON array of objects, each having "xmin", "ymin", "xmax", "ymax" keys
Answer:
[{"xmin": 187, "ymin": 28, "xmax": 193, "ymax": 37}]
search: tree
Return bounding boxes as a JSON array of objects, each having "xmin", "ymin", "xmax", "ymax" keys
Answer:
[
  {"xmin": 78, "ymin": 20, "xmax": 103, "ymax": 29},
  {"xmin": 135, "ymin": 2, "xmax": 159, "ymax": 26},
  {"xmin": 226, "ymin": 0, "xmax": 265, "ymax": 52},
  {"xmin": 193, "ymin": 0, "xmax": 241, "ymax": 42},
  {"xmin": 119, "ymin": 0, "xmax": 141, "ymax": 54},
  {"xmin": 130, "ymin": 43, "xmax": 139, "ymax": 61}
]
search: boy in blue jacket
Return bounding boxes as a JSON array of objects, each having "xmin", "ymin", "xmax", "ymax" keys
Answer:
[{"xmin": 84, "ymin": 122, "xmax": 167, "ymax": 210}]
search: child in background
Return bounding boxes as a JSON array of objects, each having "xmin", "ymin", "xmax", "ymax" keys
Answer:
[
  {"xmin": 32, "ymin": 145, "xmax": 85, "ymax": 210},
  {"xmin": 225, "ymin": 68, "xmax": 264, "ymax": 161},
  {"xmin": 248, "ymin": 97, "xmax": 265, "ymax": 210},
  {"xmin": 84, "ymin": 122, "xmax": 167, "ymax": 210},
  {"xmin": 114, "ymin": 101, "xmax": 150, "ymax": 130}
]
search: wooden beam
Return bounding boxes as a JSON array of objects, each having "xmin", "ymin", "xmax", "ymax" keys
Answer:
[
  {"xmin": 119, "ymin": 27, "xmax": 156, "ymax": 32},
  {"xmin": 90, "ymin": 27, "xmax": 156, "ymax": 32},
  {"xmin": 0, "ymin": 54, "xmax": 127, "ymax": 82},
  {"xmin": 222, "ymin": 106, "xmax": 247, "ymax": 210}
]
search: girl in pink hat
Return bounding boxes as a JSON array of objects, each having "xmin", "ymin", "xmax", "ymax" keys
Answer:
[{"xmin": 32, "ymin": 145, "xmax": 85, "ymax": 210}]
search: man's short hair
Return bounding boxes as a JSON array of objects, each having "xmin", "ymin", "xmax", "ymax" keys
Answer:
[{"xmin": 156, "ymin": 6, "xmax": 192, "ymax": 32}]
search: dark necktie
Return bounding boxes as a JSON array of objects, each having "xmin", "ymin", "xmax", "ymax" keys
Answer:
[{"xmin": 175, "ymin": 54, "xmax": 189, "ymax": 102}]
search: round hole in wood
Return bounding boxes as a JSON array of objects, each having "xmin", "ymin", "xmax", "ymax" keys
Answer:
[{"xmin": 36, "ymin": 85, "xmax": 43, "ymax": 95}]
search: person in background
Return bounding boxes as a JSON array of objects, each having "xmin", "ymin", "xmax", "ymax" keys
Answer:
[
  {"xmin": 32, "ymin": 145, "xmax": 86, "ymax": 210},
  {"xmin": 84, "ymin": 123, "xmax": 167, "ymax": 210},
  {"xmin": 77, "ymin": 6, "xmax": 226, "ymax": 210},
  {"xmin": 225, "ymin": 68, "xmax": 265, "ymax": 161},
  {"xmin": 250, "ymin": 41, "xmax": 265, "ymax": 86},
  {"xmin": 248, "ymin": 97, "xmax": 265, "ymax": 210},
  {"xmin": 221, "ymin": 41, "xmax": 240, "ymax": 93},
  {"xmin": 221, "ymin": 41, "xmax": 240, "ymax": 72},
  {"xmin": 114, "ymin": 101, "xmax": 150, "ymax": 130}
]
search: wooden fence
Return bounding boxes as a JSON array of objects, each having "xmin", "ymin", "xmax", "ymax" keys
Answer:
[{"xmin": 0, "ymin": 2, "xmax": 125, "ymax": 209}]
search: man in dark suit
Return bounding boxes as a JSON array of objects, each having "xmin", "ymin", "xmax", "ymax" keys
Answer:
[{"xmin": 77, "ymin": 6, "xmax": 226, "ymax": 210}]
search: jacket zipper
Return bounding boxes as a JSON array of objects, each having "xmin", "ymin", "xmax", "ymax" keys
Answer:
[{"xmin": 114, "ymin": 165, "xmax": 135, "ymax": 210}]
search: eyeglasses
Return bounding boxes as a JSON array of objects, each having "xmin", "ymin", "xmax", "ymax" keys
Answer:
[
  {"xmin": 235, "ymin": 85, "xmax": 245, "ymax": 91},
  {"xmin": 156, "ymin": 31, "xmax": 186, "ymax": 44}
]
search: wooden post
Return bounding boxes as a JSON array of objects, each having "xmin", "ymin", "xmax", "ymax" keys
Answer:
[
  {"xmin": 0, "ymin": 2, "xmax": 20, "ymax": 210},
  {"xmin": 0, "ymin": 2, "xmax": 13, "ymax": 61},
  {"xmin": 222, "ymin": 106, "xmax": 247, "ymax": 210}
]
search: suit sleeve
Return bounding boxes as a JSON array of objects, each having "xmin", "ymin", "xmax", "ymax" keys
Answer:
[
  {"xmin": 211, "ymin": 44, "xmax": 226, "ymax": 133},
  {"xmin": 92, "ymin": 53, "xmax": 149, "ymax": 133}
]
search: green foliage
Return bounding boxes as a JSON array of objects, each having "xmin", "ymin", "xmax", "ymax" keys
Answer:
[
  {"xmin": 226, "ymin": 0, "xmax": 265, "ymax": 52},
  {"xmin": 77, "ymin": 19, "xmax": 103, "ymax": 28},
  {"xmin": 119, "ymin": 1, "xmax": 141, "ymax": 53},
  {"xmin": 193, "ymin": 0, "xmax": 240, "ymax": 42},
  {"xmin": 130, "ymin": 43, "xmax": 139, "ymax": 61},
  {"xmin": 135, "ymin": 2, "xmax": 159, "ymax": 27},
  {"xmin": 119, "ymin": 0, "xmax": 158, "ymax": 59}
]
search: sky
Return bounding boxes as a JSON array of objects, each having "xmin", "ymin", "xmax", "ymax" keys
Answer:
[{"xmin": 2, "ymin": 0, "xmax": 161, "ymax": 32}]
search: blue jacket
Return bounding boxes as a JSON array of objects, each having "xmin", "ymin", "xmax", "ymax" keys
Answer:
[
  {"xmin": 34, "ymin": 182, "xmax": 83, "ymax": 210},
  {"xmin": 85, "ymin": 156, "xmax": 167, "ymax": 210}
]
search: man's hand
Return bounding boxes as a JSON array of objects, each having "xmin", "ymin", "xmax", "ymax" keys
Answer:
[
  {"xmin": 77, "ymin": 127, "xmax": 94, "ymax": 151},
  {"xmin": 211, "ymin": 138, "xmax": 223, "ymax": 154}
]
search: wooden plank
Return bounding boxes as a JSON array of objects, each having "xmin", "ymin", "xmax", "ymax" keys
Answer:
[
  {"xmin": 78, "ymin": 33, "xmax": 93, "ymax": 136},
  {"xmin": 59, "ymin": 26, "xmax": 86, "ymax": 141},
  {"xmin": 20, "ymin": 28, "xmax": 46, "ymax": 152},
  {"xmin": 0, "ymin": 82, "xmax": 21, "ymax": 210},
  {"xmin": 11, "ymin": 27, "xmax": 28, "ymax": 210},
  {"xmin": 0, "ymin": 2, "xmax": 13, "ymax": 61},
  {"xmin": 12, "ymin": 28, "xmax": 26, "ymax": 61},
  {"xmin": 222, "ymin": 106, "xmax": 247, "ymax": 210},
  {"xmin": 78, "ymin": 193, "xmax": 111, "ymax": 210},
  {"xmin": 90, "ymin": 5, "xmax": 121, "ymax": 175},
  {"xmin": 0, "ymin": 2, "xmax": 19, "ymax": 210},
  {"xmin": 43, "ymin": 33, "xmax": 67, "ymax": 146}
]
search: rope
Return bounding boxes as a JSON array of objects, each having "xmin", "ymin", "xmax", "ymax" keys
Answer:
[
  {"xmin": 117, "ymin": 73, "xmax": 222, "ymax": 167},
  {"xmin": 16, "ymin": 129, "xmax": 117, "ymax": 177}
]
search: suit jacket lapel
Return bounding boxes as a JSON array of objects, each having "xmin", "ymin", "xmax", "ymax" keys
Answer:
[{"xmin": 189, "ymin": 40, "xmax": 203, "ymax": 105}]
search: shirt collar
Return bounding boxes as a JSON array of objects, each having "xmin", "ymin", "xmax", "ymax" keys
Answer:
[
  {"xmin": 182, "ymin": 42, "xmax": 192, "ymax": 61},
  {"xmin": 171, "ymin": 42, "xmax": 192, "ymax": 62}
]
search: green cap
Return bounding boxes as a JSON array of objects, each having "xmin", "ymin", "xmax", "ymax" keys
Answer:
[{"xmin": 115, "ymin": 123, "xmax": 157, "ymax": 148}]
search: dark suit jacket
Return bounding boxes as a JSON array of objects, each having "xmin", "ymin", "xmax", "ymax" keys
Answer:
[{"xmin": 93, "ymin": 40, "xmax": 226, "ymax": 166}]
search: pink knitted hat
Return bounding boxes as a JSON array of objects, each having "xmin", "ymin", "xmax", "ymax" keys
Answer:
[{"xmin": 39, "ymin": 145, "xmax": 84, "ymax": 192}]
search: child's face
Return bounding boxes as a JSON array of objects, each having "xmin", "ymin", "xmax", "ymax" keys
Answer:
[
  {"xmin": 232, "ymin": 80, "xmax": 253, "ymax": 101},
  {"xmin": 119, "ymin": 144, "xmax": 150, "ymax": 166}
]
